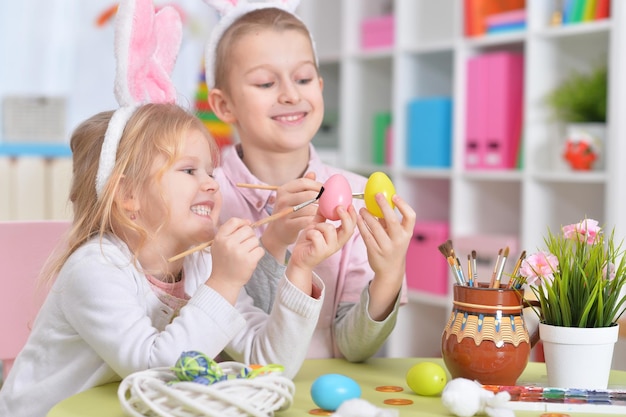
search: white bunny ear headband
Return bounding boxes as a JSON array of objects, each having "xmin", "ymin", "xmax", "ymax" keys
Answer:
[
  {"xmin": 95, "ymin": 0, "xmax": 183, "ymax": 198},
  {"xmin": 201, "ymin": 0, "xmax": 318, "ymax": 89}
]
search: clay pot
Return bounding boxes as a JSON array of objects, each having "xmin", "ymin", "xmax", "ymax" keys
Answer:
[{"xmin": 441, "ymin": 284, "xmax": 533, "ymax": 386}]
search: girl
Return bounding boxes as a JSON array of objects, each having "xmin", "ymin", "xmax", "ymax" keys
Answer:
[
  {"xmin": 204, "ymin": 1, "xmax": 417, "ymax": 361},
  {"xmin": 0, "ymin": 103, "xmax": 356, "ymax": 417}
]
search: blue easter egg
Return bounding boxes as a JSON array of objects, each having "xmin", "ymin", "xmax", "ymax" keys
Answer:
[{"xmin": 310, "ymin": 373, "xmax": 361, "ymax": 411}]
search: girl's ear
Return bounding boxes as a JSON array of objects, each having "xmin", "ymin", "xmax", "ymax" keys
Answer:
[
  {"xmin": 208, "ymin": 88, "xmax": 237, "ymax": 124},
  {"xmin": 115, "ymin": 176, "xmax": 141, "ymax": 213}
]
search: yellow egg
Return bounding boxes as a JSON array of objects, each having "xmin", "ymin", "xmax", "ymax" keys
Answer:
[{"xmin": 364, "ymin": 172, "xmax": 396, "ymax": 218}]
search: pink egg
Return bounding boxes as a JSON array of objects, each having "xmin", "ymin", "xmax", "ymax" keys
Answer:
[{"xmin": 318, "ymin": 174, "xmax": 352, "ymax": 221}]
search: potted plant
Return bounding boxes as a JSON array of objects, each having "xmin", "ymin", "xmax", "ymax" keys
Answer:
[
  {"xmin": 511, "ymin": 219, "xmax": 626, "ymax": 388},
  {"xmin": 546, "ymin": 66, "xmax": 608, "ymax": 171}
]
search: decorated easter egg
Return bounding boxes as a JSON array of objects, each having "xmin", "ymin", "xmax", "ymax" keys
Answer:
[
  {"xmin": 406, "ymin": 362, "xmax": 447, "ymax": 396},
  {"xmin": 318, "ymin": 174, "xmax": 352, "ymax": 221},
  {"xmin": 310, "ymin": 373, "xmax": 361, "ymax": 411},
  {"xmin": 173, "ymin": 351, "xmax": 222, "ymax": 382},
  {"xmin": 364, "ymin": 171, "xmax": 396, "ymax": 218}
]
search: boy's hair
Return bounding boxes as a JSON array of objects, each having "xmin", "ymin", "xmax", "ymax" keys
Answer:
[
  {"xmin": 42, "ymin": 103, "xmax": 218, "ymax": 284},
  {"xmin": 212, "ymin": 7, "xmax": 316, "ymax": 92}
]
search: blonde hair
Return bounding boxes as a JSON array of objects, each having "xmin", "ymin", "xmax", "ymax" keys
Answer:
[
  {"xmin": 41, "ymin": 103, "xmax": 218, "ymax": 284},
  {"xmin": 213, "ymin": 7, "xmax": 316, "ymax": 92}
]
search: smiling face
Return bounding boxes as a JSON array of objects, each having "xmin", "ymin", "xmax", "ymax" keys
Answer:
[
  {"xmin": 216, "ymin": 27, "xmax": 324, "ymax": 155},
  {"xmin": 141, "ymin": 128, "xmax": 222, "ymax": 250}
]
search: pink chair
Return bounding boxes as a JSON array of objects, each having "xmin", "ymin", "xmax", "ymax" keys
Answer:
[{"xmin": 0, "ymin": 220, "xmax": 70, "ymax": 382}]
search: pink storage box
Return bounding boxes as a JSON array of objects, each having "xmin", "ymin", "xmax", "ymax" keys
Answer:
[
  {"xmin": 361, "ymin": 15, "xmax": 394, "ymax": 49},
  {"xmin": 405, "ymin": 221, "xmax": 450, "ymax": 295}
]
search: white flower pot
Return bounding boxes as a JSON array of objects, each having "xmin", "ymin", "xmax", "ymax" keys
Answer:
[{"xmin": 539, "ymin": 323, "xmax": 618, "ymax": 389}]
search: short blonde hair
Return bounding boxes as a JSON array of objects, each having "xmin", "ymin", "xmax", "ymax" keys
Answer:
[{"xmin": 213, "ymin": 7, "xmax": 316, "ymax": 92}]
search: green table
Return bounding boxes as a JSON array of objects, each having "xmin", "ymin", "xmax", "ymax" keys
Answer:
[{"xmin": 48, "ymin": 358, "xmax": 626, "ymax": 416}]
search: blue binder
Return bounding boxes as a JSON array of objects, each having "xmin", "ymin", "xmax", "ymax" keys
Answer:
[{"xmin": 406, "ymin": 97, "xmax": 452, "ymax": 168}]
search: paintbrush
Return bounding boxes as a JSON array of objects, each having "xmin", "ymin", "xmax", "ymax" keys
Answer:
[
  {"xmin": 447, "ymin": 257, "xmax": 465, "ymax": 286},
  {"xmin": 451, "ymin": 248, "xmax": 466, "ymax": 284},
  {"xmin": 493, "ymin": 246, "xmax": 510, "ymax": 289},
  {"xmin": 467, "ymin": 254, "xmax": 473, "ymax": 286},
  {"xmin": 489, "ymin": 248, "xmax": 503, "ymax": 287},
  {"xmin": 437, "ymin": 239, "xmax": 453, "ymax": 259},
  {"xmin": 236, "ymin": 182, "xmax": 364, "ymax": 198},
  {"xmin": 438, "ymin": 240, "xmax": 464, "ymax": 285},
  {"xmin": 471, "ymin": 250, "xmax": 478, "ymax": 286},
  {"xmin": 506, "ymin": 250, "xmax": 526, "ymax": 288},
  {"xmin": 168, "ymin": 187, "xmax": 324, "ymax": 262}
]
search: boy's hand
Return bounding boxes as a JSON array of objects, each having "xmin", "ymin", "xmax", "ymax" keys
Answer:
[
  {"xmin": 357, "ymin": 193, "xmax": 416, "ymax": 320},
  {"xmin": 286, "ymin": 205, "xmax": 357, "ymax": 295},
  {"xmin": 206, "ymin": 218, "xmax": 264, "ymax": 304},
  {"xmin": 262, "ymin": 172, "xmax": 323, "ymax": 260}
]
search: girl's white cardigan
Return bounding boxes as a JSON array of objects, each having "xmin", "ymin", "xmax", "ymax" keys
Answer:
[{"xmin": 0, "ymin": 235, "xmax": 324, "ymax": 417}]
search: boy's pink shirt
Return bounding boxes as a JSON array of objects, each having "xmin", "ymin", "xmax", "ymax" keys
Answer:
[{"xmin": 215, "ymin": 144, "xmax": 407, "ymax": 358}]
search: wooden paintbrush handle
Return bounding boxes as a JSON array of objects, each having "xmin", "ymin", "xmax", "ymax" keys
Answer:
[
  {"xmin": 168, "ymin": 239, "xmax": 213, "ymax": 262},
  {"xmin": 250, "ymin": 206, "xmax": 294, "ymax": 228},
  {"xmin": 168, "ymin": 206, "xmax": 295, "ymax": 262},
  {"xmin": 236, "ymin": 183, "xmax": 278, "ymax": 191}
]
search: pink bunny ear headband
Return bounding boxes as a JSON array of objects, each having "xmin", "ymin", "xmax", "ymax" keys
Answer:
[
  {"xmin": 95, "ymin": 0, "xmax": 183, "ymax": 198},
  {"xmin": 201, "ymin": 0, "xmax": 318, "ymax": 89}
]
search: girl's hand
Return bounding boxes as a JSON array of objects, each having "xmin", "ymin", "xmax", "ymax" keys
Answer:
[
  {"xmin": 286, "ymin": 205, "xmax": 357, "ymax": 295},
  {"xmin": 262, "ymin": 172, "xmax": 322, "ymax": 261},
  {"xmin": 205, "ymin": 218, "xmax": 264, "ymax": 304}
]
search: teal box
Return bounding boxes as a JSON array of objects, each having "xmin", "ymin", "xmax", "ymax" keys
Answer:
[{"xmin": 406, "ymin": 97, "xmax": 452, "ymax": 168}]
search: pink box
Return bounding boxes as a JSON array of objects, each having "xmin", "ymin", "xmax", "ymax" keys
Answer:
[
  {"xmin": 361, "ymin": 15, "xmax": 394, "ymax": 49},
  {"xmin": 405, "ymin": 221, "xmax": 450, "ymax": 295}
]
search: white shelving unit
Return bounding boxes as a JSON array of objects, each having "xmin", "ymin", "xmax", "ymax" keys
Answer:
[{"xmin": 298, "ymin": 0, "xmax": 626, "ymax": 360}]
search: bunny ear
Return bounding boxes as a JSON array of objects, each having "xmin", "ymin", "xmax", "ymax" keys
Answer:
[
  {"xmin": 201, "ymin": 0, "xmax": 238, "ymax": 17},
  {"xmin": 278, "ymin": 0, "xmax": 300, "ymax": 13},
  {"xmin": 115, "ymin": 0, "xmax": 182, "ymax": 105},
  {"xmin": 96, "ymin": 0, "xmax": 183, "ymax": 198}
]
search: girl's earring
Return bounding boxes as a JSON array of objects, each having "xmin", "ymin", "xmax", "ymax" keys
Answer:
[{"xmin": 130, "ymin": 212, "xmax": 137, "ymax": 220}]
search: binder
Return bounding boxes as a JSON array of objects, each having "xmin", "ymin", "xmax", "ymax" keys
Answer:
[
  {"xmin": 483, "ymin": 52, "xmax": 524, "ymax": 169},
  {"xmin": 465, "ymin": 56, "xmax": 488, "ymax": 169},
  {"xmin": 595, "ymin": 0, "xmax": 610, "ymax": 20},
  {"xmin": 406, "ymin": 97, "xmax": 452, "ymax": 168},
  {"xmin": 465, "ymin": 52, "xmax": 524, "ymax": 170}
]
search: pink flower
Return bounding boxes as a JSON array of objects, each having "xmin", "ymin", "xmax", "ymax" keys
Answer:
[
  {"xmin": 519, "ymin": 251, "xmax": 559, "ymax": 286},
  {"xmin": 604, "ymin": 262, "xmax": 616, "ymax": 280},
  {"xmin": 562, "ymin": 219, "xmax": 601, "ymax": 244}
]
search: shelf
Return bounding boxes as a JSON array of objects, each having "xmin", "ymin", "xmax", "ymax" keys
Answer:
[
  {"xmin": 300, "ymin": 0, "xmax": 626, "ymax": 359},
  {"xmin": 532, "ymin": 170, "xmax": 606, "ymax": 183},
  {"xmin": 463, "ymin": 31, "xmax": 526, "ymax": 48},
  {"xmin": 0, "ymin": 142, "xmax": 71, "ymax": 158},
  {"xmin": 534, "ymin": 19, "xmax": 612, "ymax": 39},
  {"xmin": 402, "ymin": 168, "xmax": 452, "ymax": 180},
  {"xmin": 461, "ymin": 170, "xmax": 524, "ymax": 182}
]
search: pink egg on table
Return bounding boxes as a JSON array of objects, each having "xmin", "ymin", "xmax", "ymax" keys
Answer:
[{"xmin": 318, "ymin": 174, "xmax": 352, "ymax": 221}]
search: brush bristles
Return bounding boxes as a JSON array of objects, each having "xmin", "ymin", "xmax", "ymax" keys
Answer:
[{"xmin": 438, "ymin": 239, "xmax": 453, "ymax": 258}]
